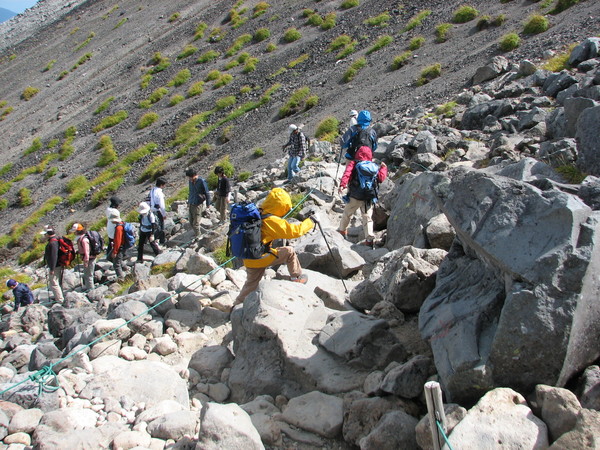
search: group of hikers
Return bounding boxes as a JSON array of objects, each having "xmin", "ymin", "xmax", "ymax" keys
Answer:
[{"xmin": 6, "ymin": 109, "xmax": 387, "ymax": 312}]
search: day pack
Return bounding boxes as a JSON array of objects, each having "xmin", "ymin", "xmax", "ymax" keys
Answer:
[
  {"xmin": 123, "ymin": 222, "xmax": 136, "ymax": 249},
  {"xmin": 353, "ymin": 160, "xmax": 380, "ymax": 201},
  {"xmin": 226, "ymin": 202, "xmax": 270, "ymax": 259},
  {"xmin": 53, "ymin": 236, "xmax": 76, "ymax": 267},
  {"xmin": 85, "ymin": 230, "xmax": 104, "ymax": 256},
  {"xmin": 346, "ymin": 127, "xmax": 373, "ymax": 160}
]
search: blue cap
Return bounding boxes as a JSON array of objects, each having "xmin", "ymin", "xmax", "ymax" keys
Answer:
[
  {"xmin": 6, "ymin": 279, "xmax": 17, "ymax": 288},
  {"xmin": 357, "ymin": 110, "xmax": 371, "ymax": 128}
]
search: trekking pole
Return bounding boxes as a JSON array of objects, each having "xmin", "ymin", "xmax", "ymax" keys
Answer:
[{"xmin": 314, "ymin": 221, "xmax": 348, "ymax": 293}]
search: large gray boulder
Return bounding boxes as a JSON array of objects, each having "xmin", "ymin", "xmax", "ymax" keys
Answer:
[
  {"xmin": 472, "ymin": 56, "xmax": 510, "ymax": 85},
  {"xmin": 420, "ymin": 167, "xmax": 600, "ymax": 402},
  {"xmin": 197, "ymin": 402, "xmax": 264, "ymax": 450},
  {"xmin": 564, "ymin": 96, "xmax": 598, "ymax": 137},
  {"xmin": 461, "ymin": 99, "xmax": 514, "ymax": 130},
  {"xmin": 569, "ymin": 37, "xmax": 600, "ymax": 67},
  {"xmin": 576, "ymin": 105, "xmax": 600, "ymax": 176},
  {"xmin": 78, "ymin": 356, "xmax": 189, "ymax": 408},
  {"xmin": 297, "ymin": 229, "xmax": 365, "ymax": 277},
  {"xmin": 229, "ymin": 280, "xmax": 370, "ymax": 402},
  {"xmin": 359, "ymin": 409, "xmax": 418, "ymax": 450},
  {"xmin": 281, "ymin": 391, "xmax": 343, "ymax": 438},
  {"xmin": 446, "ymin": 388, "xmax": 548, "ymax": 449}
]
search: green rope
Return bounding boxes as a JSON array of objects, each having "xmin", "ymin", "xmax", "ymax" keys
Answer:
[{"xmin": 436, "ymin": 420, "xmax": 454, "ymax": 450}]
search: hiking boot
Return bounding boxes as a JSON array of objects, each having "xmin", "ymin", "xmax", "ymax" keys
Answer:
[
  {"xmin": 363, "ymin": 239, "xmax": 374, "ymax": 248},
  {"xmin": 290, "ymin": 274, "xmax": 308, "ymax": 284},
  {"xmin": 337, "ymin": 230, "xmax": 347, "ymax": 237}
]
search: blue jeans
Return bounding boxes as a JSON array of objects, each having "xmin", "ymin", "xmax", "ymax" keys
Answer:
[{"xmin": 288, "ymin": 156, "xmax": 301, "ymax": 181}]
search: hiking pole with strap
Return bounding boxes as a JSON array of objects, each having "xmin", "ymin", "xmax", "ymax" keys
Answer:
[{"xmin": 314, "ymin": 221, "xmax": 348, "ymax": 294}]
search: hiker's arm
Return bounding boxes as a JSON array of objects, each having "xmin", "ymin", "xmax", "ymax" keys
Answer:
[
  {"xmin": 339, "ymin": 161, "xmax": 356, "ymax": 189},
  {"xmin": 112, "ymin": 228, "xmax": 123, "ymax": 257},
  {"xmin": 263, "ymin": 216, "xmax": 313, "ymax": 241},
  {"xmin": 81, "ymin": 238, "xmax": 90, "ymax": 265},
  {"xmin": 48, "ymin": 241, "xmax": 58, "ymax": 271},
  {"xmin": 340, "ymin": 127, "xmax": 353, "ymax": 149},
  {"xmin": 377, "ymin": 162, "xmax": 388, "ymax": 183},
  {"xmin": 370, "ymin": 129, "xmax": 378, "ymax": 151}
]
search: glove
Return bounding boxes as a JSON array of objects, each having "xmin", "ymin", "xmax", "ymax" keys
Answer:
[{"xmin": 309, "ymin": 213, "xmax": 320, "ymax": 224}]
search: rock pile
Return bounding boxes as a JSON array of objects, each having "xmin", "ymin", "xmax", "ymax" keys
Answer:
[{"xmin": 0, "ymin": 38, "xmax": 600, "ymax": 449}]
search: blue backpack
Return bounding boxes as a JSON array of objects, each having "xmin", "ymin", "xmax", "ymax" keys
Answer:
[
  {"xmin": 353, "ymin": 160, "xmax": 380, "ymax": 201},
  {"xmin": 227, "ymin": 202, "xmax": 270, "ymax": 259},
  {"xmin": 122, "ymin": 222, "xmax": 136, "ymax": 249}
]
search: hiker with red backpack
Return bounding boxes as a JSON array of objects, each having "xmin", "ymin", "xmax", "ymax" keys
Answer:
[
  {"xmin": 71, "ymin": 223, "xmax": 98, "ymax": 291},
  {"xmin": 233, "ymin": 187, "xmax": 318, "ymax": 306},
  {"xmin": 109, "ymin": 211, "xmax": 133, "ymax": 280},
  {"xmin": 41, "ymin": 225, "xmax": 71, "ymax": 303},
  {"xmin": 337, "ymin": 110, "xmax": 387, "ymax": 247}
]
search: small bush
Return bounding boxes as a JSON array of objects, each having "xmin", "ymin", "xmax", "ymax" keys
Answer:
[
  {"xmin": 44, "ymin": 166, "xmax": 58, "ymax": 179},
  {"xmin": 148, "ymin": 52, "xmax": 171, "ymax": 74},
  {"xmin": 0, "ymin": 163, "xmax": 13, "ymax": 177},
  {"xmin": 215, "ymin": 95, "xmax": 236, "ymax": 110},
  {"xmin": 168, "ymin": 12, "xmax": 180, "ymax": 23},
  {"xmin": 187, "ymin": 81, "xmax": 205, "ymax": 98},
  {"xmin": 169, "ymin": 94, "xmax": 185, "ymax": 106},
  {"xmin": 279, "ymin": 86, "xmax": 311, "ymax": 118},
  {"xmin": 283, "ymin": 28, "xmax": 302, "ymax": 43},
  {"xmin": 71, "ymin": 52, "xmax": 92, "ymax": 71},
  {"xmin": 43, "ymin": 59, "xmax": 56, "ymax": 72},
  {"xmin": 307, "ymin": 13, "xmax": 323, "ymax": 27},
  {"xmin": 321, "ymin": 12, "xmax": 336, "ymax": 30},
  {"xmin": 205, "ymin": 70, "xmax": 220, "ymax": 82},
  {"xmin": 240, "ymin": 85, "xmax": 252, "ymax": 94},
  {"xmin": 551, "ymin": 0, "xmax": 580, "ymax": 15},
  {"xmin": 138, "ymin": 155, "xmax": 168, "ymax": 182},
  {"xmin": 328, "ymin": 34, "xmax": 352, "ymax": 52},
  {"xmin": 97, "ymin": 135, "xmax": 117, "ymax": 166},
  {"xmin": 404, "ymin": 10, "xmax": 431, "ymax": 32},
  {"xmin": 492, "ymin": 14, "xmax": 507, "ymax": 26},
  {"xmin": 391, "ymin": 51, "xmax": 412, "ymax": 70},
  {"xmin": 140, "ymin": 87, "xmax": 168, "ymax": 108},
  {"xmin": 140, "ymin": 74, "xmax": 152, "ymax": 89},
  {"xmin": 150, "ymin": 262, "xmax": 176, "ymax": 278},
  {"xmin": 225, "ymin": 59, "xmax": 240, "ymax": 70},
  {"xmin": 304, "ymin": 95, "xmax": 319, "ymax": 110},
  {"xmin": 197, "ymin": 50, "xmax": 220, "ymax": 64},
  {"xmin": 93, "ymin": 110, "xmax": 128, "ymax": 132},
  {"xmin": 208, "ymin": 27, "xmax": 226, "ymax": 42},
  {"xmin": 265, "ymin": 42, "xmax": 277, "ymax": 52},
  {"xmin": 523, "ymin": 14, "xmax": 549, "ymax": 34},
  {"xmin": 367, "ymin": 35, "xmax": 393, "ymax": 55},
  {"xmin": 417, "ymin": 63, "xmax": 442, "ymax": 86},
  {"xmin": 499, "ymin": 33, "xmax": 521, "ymax": 52},
  {"xmin": 253, "ymin": 2, "xmax": 270, "ymax": 18},
  {"xmin": 242, "ymin": 57, "xmax": 259, "ymax": 73},
  {"xmin": 0, "ymin": 106, "xmax": 13, "ymax": 121},
  {"xmin": 193, "ymin": 22, "xmax": 207, "ymax": 40},
  {"xmin": 476, "ymin": 15, "xmax": 491, "ymax": 30},
  {"xmin": 453, "ymin": 5, "xmax": 479, "ymax": 23},
  {"xmin": 226, "ymin": 34, "xmax": 252, "ymax": 57},
  {"xmin": 114, "ymin": 18, "xmax": 127, "ymax": 29},
  {"xmin": 542, "ymin": 44, "xmax": 576, "ymax": 71},
  {"xmin": 302, "ymin": 8, "xmax": 314, "ymax": 18},
  {"xmin": 252, "ymin": 148, "xmax": 265, "ymax": 158},
  {"xmin": 343, "ymin": 57, "xmax": 367, "ymax": 83},
  {"xmin": 337, "ymin": 41, "xmax": 357, "ymax": 60},
  {"xmin": 0, "ymin": 199, "xmax": 8, "ymax": 211},
  {"xmin": 315, "ymin": 116, "xmax": 339, "ymax": 142},
  {"xmin": 237, "ymin": 171, "xmax": 252, "ymax": 182},
  {"xmin": 167, "ymin": 69, "xmax": 191, "ymax": 87},
  {"xmin": 556, "ymin": 163, "xmax": 586, "ymax": 184},
  {"xmin": 364, "ymin": 12, "xmax": 390, "ymax": 27},
  {"xmin": 75, "ymin": 32, "xmax": 95, "ymax": 50},
  {"xmin": 254, "ymin": 27, "xmax": 271, "ymax": 42},
  {"xmin": 18, "ymin": 188, "xmax": 33, "ymax": 207},
  {"xmin": 24, "ymin": 137, "xmax": 43, "ymax": 155},
  {"xmin": 137, "ymin": 112, "xmax": 159, "ymax": 129},
  {"xmin": 214, "ymin": 74, "xmax": 234, "ymax": 89},
  {"xmin": 21, "ymin": 86, "xmax": 39, "ymax": 101},
  {"xmin": 409, "ymin": 36, "xmax": 425, "ymax": 50},
  {"xmin": 341, "ymin": 0, "xmax": 359, "ymax": 9},
  {"xmin": 57, "ymin": 71, "xmax": 69, "ymax": 80},
  {"xmin": 435, "ymin": 23, "xmax": 452, "ymax": 42},
  {"xmin": 94, "ymin": 96, "xmax": 115, "ymax": 115},
  {"xmin": 435, "ymin": 101, "xmax": 458, "ymax": 118},
  {"xmin": 177, "ymin": 45, "xmax": 198, "ymax": 60}
]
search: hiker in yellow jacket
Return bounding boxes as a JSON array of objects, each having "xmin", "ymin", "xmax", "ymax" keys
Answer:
[{"xmin": 234, "ymin": 188, "xmax": 317, "ymax": 305}]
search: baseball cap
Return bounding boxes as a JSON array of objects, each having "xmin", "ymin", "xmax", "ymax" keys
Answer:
[{"xmin": 6, "ymin": 279, "xmax": 17, "ymax": 288}]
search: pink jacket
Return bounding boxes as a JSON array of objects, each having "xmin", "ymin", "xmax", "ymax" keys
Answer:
[{"xmin": 340, "ymin": 146, "xmax": 388, "ymax": 189}]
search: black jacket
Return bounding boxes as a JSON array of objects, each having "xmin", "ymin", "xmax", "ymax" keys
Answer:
[{"xmin": 13, "ymin": 283, "xmax": 33, "ymax": 311}]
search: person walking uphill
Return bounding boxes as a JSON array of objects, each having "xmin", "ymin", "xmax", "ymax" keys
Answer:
[
  {"xmin": 41, "ymin": 226, "xmax": 65, "ymax": 303},
  {"xmin": 149, "ymin": 178, "xmax": 167, "ymax": 244},
  {"xmin": 106, "ymin": 196, "xmax": 121, "ymax": 256},
  {"xmin": 71, "ymin": 223, "xmax": 96, "ymax": 291},
  {"xmin": 137, "ymin": 202, "xmax": 161, "ymax": 263},
  {"xmin": 6, "ymin": 279, "xmax": 34, "ymax": 312},
  {"xmin": 185, "ymin": 168, "xmax": 211, "ymax": 238},
  {"xmin": 340, "ymin": 110, "xmax": 378, "ymax": 161},
  {"xmin": 109, "ymin": 211, "xmax": 129, "ymax": 280},
  {"xmin": 337, "ymin": 144, "xmax": 387, "ymax": 248},
  {"xmin": 234, "ymin": 188, "xmax": 318, "ymax": 306},
  {"xmin": 214, "ymin": 166, "xmax": 231, "ymax": 223},
  {"xmin": 282, "ymin": 124, "xmax": 307, "ymax": 182}
]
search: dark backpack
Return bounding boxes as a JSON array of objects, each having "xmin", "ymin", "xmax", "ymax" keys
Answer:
[
  {"xmin": 346, "ymin": 127, "xmax": 373, "ymax": 160},
  {"xmin": 351, "ymin": 161, "xmax": 380, "ymax": 202},
  {"xmin": 123, "ymin": 223, "xmax": 136, "ymax": 249},
  {"xmin": 226, "ymin": 202, "xmax": 271, "ymax": 259},
  {"xmin": 85, "ymin": 231, "xmax": 104, "ymax": 256},
  {"xmin": 53, "ymin": 236, "xmax": 76, "ymax": 267}
]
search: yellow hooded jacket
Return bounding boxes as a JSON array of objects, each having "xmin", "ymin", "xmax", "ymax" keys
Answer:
[{"xmin": 243, "ymin": 188, "xmax": 314, "ymax": 269}]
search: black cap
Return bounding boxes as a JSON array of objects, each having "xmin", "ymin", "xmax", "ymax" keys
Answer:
[
  {"xmin": 156, "ymin": 177, "xmax": 167, "ymax": 187},
  {"xmin": 109, "ymin": 196, "xmax": 122, "ymax": 207}
]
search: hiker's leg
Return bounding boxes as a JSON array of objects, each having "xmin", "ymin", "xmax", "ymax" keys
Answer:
[
  {"xmin": 49, "ymin": 268, "xmax": 64, "ymax": 303},
  {"xmin": 155, "ymin": 214, "xmax": 165, "ymax": 244},
  {"xmin": 113, "ymin": 250, "xmax": 125, "ymax": 279},
  {"xmin": 274, "ymin": 246, "xmax": 302, "ymax": 278},
  {"xmin": 290, "ymin": 156, "xmax": 301, "ymax": 177},
  {"xmin": 189, "ymin": 204, "xmax": 200, "ymax": 237},
  {"xmin": 339, "ymin": 197, "xmax": 362, "ymax": 232},
  {"xmin": 235, "ymin": 267, "xmax": 266, "ymax": 305},
  {"xmin": 84, "ymin": 259, "xmax": 95, "ymax": 290},
  {"xmin": 149, "ymin": 233, "xmax": 161, "ymax": 255},
  {"xmin": 361, "ymin": 201, "xmax": 374, "ymax": 241},
  {"xmin": 137, "ymin": 232, "xmax": 147, "ymax": 261},
  {"xmin": 287, "ymin": 157, "xmax": 294, "ymax": 181}
]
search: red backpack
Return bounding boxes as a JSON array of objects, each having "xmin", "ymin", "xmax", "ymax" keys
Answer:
[{"xmin": 52, "ymin": 236, "xmax": 76, "ymax": 267}]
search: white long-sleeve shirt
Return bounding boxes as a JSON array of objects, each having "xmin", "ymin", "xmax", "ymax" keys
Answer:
[{"xmin": 149, "ymin": 187, "xmax": 166, "ymax": 218}]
